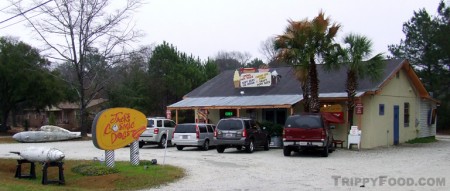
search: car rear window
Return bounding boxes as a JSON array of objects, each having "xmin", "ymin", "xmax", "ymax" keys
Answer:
[
  {"xmin": 207, "ymin": 125, "xmax": 215, "ymax": 133},
  {"xmin": 199, "ymin": 125, "xmax": 207, "ymax": 133},
  {"xmin": 147, "ymin": 120, "xmax": 154, "ymax": 127},
  {"xmin": 285, "ymin": 115, "xmax": 323, "ymax": 128},
  {"xmin": 217, "ymin": 120, "xmax": 243, "ymax": 130},
  {"xmin": 175, "ymin": 124, "xmax": 196, "ymax": 133}
]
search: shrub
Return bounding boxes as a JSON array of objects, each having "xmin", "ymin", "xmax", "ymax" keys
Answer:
[
  {"xmin": 49, "ymin": 112, "xmax": 56, "ymax": 125},
  {"xmin": 71, "ymin": 163, "xmax": 119, "ymax": 176},
  {"xmin": 260, "ymin": 121, "xmax": 283, "ymax": 136}
]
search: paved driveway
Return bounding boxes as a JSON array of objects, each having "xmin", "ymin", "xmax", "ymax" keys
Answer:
[{"xmin": 1, "ymin": 137, "xmax": 450, "ymax": 191}]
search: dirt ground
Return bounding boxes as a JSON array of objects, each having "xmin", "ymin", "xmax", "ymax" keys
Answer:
[{"xmin": 1, "ymin": 136, "xmax": 449, "ymax": 191}]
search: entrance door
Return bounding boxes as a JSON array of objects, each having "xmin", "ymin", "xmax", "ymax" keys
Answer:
[{"xmin": 393, "ymin": 105, "xmax": 399, "ymax": 145}]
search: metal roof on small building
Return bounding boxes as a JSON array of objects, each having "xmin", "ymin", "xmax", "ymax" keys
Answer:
[{"xmin": 168, "ymin": 95, "xmax": 303, "ymax": 109}]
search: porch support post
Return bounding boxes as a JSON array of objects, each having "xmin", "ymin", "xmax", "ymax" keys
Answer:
[{"xmin": 175, "ymin": 110, "xmax": 179, "ymax": 124}]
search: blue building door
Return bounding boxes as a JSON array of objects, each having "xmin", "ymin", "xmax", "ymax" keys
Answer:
[{"xmin": 393, "ymin": 105, "xmax": 399, "ymax": 145}]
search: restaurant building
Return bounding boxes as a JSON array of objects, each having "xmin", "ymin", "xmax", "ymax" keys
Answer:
[{"xmin": 168, "ymin": 59, "xmax": 438, "ymax": 148}]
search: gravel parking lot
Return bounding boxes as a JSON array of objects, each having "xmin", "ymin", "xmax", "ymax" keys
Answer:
[{"xmin": 1, "ymin": 136, "xmax": 450, "ymax": 191}]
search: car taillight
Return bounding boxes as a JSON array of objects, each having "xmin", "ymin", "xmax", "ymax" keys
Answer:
[
  {"xmin": 322, "ymin": 129, "xmax": 326, "ymax": 138},
  {"xmin": 242, "ymin": 129, "xmax": 247, "ymax": 137},
  {"xmin": 282, "ymin": 129, "xmax": 285, "ymax": 138},
  {"xmin": 196, "ymin": 127, "xmax": 200, "ymax": 139},
  {"xmin": 154, "ymin": 128, "xmax": 159, "ymax": 134},
  {"xmin": 214, "ymin": 129, "xmax": 218, "ymax": 137}
]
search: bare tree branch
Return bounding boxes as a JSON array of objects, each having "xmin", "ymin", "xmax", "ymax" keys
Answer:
[{"xmin": 10, "ymin": 0, "xmax": 144, "ymax": 136}]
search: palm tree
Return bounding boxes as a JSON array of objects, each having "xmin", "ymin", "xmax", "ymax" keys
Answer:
[
  {"xmin": 275, "ymin": 12, "xmax": 340, "ymax": 112},
  {"xmin": 332, "ymin": 33, "xmax": 384, "ymax": 127}
]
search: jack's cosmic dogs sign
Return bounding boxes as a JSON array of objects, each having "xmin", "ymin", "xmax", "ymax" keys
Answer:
[{"xmin": 92, "ymin": 108, "xmax": 147, "ymax": 150}]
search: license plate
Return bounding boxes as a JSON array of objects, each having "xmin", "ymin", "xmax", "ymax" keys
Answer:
[
  {"xmin": 299, "ymin": 142, "xmax": 308, "ymax": 146},
  {"xmin": 225, "ymin": 133, "xmax": 233, "ymax": 137},
  {"xmin": 182, "ymin": 135, "xmax": 188, "ymax": 139}
]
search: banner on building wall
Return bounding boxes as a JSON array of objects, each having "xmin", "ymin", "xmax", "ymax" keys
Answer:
[{"xmin": 320, "ymin": 104, "xmax": 344, "ymax": 123}]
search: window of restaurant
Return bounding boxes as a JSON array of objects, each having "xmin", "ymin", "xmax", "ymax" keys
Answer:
[
  {"xmin": 404, "ymin": 102, "xmax": 410, "ymax": 127},
  {"xmin": 263, "ymin": 109, "xmax": 287, "ymax": 125}
]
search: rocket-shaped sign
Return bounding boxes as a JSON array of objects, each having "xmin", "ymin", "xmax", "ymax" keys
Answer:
[
  {"xmin": 10, "ymin": 147, "xmax": 65, "ymax": 162},
  {"xmin": 12, "ymin": 125, "xmax": 81, "ymax": 143}
]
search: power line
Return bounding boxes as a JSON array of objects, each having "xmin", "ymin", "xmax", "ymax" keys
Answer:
[
  {"xmin": 0, "ymin": 0, "xmax": 53, "ymax": 25},
  {"xmin": 0, "ymin": 0, "xmax": 24, "ymax": 12},
  {"xmin": 0, "ymin": 4, "xmax": 13, "ymax": 12},
  {"xmin": 0, "ymin": 12, "xmax": 45, "ymax": 30}
]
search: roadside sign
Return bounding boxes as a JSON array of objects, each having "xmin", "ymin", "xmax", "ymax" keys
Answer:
[{"xmin": 92, "ymin": 108, "xmax": 147, "ymax": 150}]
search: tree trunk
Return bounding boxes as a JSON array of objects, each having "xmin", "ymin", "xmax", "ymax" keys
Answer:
[
  {"xmin": 78, "ymin": 68, "xmax": 87, "ymax": 137},
  {"xmin": 80, "ymin": 103, "xmax": 87, "ymax": 137},
  {"xmin": 346, "ymin": 70, "xmax": 358, "ymax": 127},
  {"xmin": 301, "ymin": 81, "xmax": 310, "ymax": 113},
  {"xmin": 309, "ymin": 57, "xmax": 320, "ymax": 113},
  {"xmin": 295, "ymin": 68, "xmax": 310, "ymax": 112}
]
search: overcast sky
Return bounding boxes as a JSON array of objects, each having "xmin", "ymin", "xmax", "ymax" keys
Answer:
[{"xmin": 0, "ymin": 0, "xmax": 444, "ymax": 62}]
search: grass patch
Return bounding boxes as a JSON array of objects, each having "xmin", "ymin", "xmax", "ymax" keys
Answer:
[
  {"xmin": 0, "ymin": 137, "xmax": 17, "ymax": 144},
  {"xmin": 0, "ymin": 159, "xmax": 184, "ymax": 191},
  {"xmin": 406, "ymin": 136, "xmax": 436, "ymax": 144}
]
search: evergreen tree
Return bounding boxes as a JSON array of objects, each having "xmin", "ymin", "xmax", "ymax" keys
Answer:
[{"xmin": 389, "ymin": 1, "xmax": 450, "ymax": 130}]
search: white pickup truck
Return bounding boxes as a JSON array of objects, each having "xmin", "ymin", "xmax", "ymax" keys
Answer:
[{"xmin": 138, "ymin": 117, "xmax": 176, "ymax": 148}]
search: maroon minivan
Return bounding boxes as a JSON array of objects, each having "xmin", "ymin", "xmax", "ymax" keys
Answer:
[{"xmin": 282, "ymin": 113, "xmax": 334, "ymax": 157}]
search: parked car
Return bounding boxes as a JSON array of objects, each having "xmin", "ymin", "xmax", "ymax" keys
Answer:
[
  {"xmin": 138, "ymin": 117, "xmax": 176, "ymax": 148},
  {"xmin": 214, "ymin": 118, "xmax": 270, "ymax": 153},
  {"xmin": 172, "ymin": 123, "xmax": 216, "ymax": 151},
  {"xmin": 282, "ymin": 113, "xmax": 334, "ymax": 157}
]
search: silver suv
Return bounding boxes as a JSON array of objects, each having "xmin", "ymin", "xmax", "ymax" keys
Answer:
[
  {"xmin": 138, "ymin": 117, "xmax": 176, "ymax": 148},
  {"xmin": 214, "ymin": 118, "xmax": 270, "ymax": 153},
  {"xmin": 172, "ymin": 123, "xmax": 216, "ymax": 151}
]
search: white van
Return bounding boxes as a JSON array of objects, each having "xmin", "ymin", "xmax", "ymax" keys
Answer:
[{"xmin": 172, "ymin": 123, "xmax": 216, "ymax": 151}]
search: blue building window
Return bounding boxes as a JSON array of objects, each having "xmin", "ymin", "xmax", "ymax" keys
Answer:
[{"xmin": 379, "ymin": 104, "xmax": 385, "ymax": 115}]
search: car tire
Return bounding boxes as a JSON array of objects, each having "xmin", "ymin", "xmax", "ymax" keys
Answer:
[
  {"xmin": 283, "ymin": 147, "xmax": 291, "ymax": 156},
  {"xmin": 264, "ymin": 138, "xmax": 270, "ymax": 151},
  {"xmin": 245, "ymin": 140, "xmax": 254, "ymax": 153},
  {"xmin": 176, "ymin": 145, "xmax": 184, "ymax": 150},
  {"xmin": 321, "ymin": 145, "xmax": 329, "ymax": 157},
  {"xmin": 158, "ymin": 135, "xmax": 167, "ymax": 148},
  {"xmin": 139, "ymin": 142, "xmax": 144, "ymax": 148},
  {"xmin": 202, "ymin": 140, "xmax": 210, "ymax": 151},
  {"xmin": 217, "ymin": 146, "xmax": 225, "ymax": 153}
]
